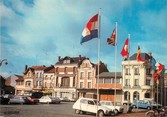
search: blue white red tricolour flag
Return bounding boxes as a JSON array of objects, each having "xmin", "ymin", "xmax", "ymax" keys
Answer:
[{"xmin": 80, "ymin": 14, "xmax": 98, "ymax": 44}]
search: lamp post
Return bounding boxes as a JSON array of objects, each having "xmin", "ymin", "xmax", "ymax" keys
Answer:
[
  {"xmin": 0, "ymin": 59, "xmax": 8, "ymax": 95},
  {"xmin": 0, "ymin": 59, "xmax": 8, "ymax": 66}
]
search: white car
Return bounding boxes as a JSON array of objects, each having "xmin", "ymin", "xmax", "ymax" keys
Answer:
[
  {"xmin": 100, "ymin": 101, "xmax": 124, "ymax": 114},
  {"xmin": 39, "ymin": 95, "xmax": 51, "ymax": 103},
  {"xmin": 73, "ymin": 97, "xmax": 114, "ymax": 117}
]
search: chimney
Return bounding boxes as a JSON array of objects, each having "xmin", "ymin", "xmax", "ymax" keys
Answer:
[
  {"xmin": 58, "ymin": 56, "xmax": 61, "ymax": 62},
  {"xmin": 79, "ymin": 55, "xmax": 81, "ymax": 60},
  {"xmin": 25, "ymin": 65, "xmax": 28, "ymax": 72}
]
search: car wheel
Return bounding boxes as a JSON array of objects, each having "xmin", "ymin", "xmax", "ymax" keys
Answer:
[
  {"xmin": 133, "ymin": 105, "xmax": 136, "ymax": 109},
  {"xmin": 145, "ymin": 111, "xmax": 154, "ymax": 117},
  {"xmin": 75, "ymin": 109, "xmax": 80, "ymax": 114},
  {"xmin": 98, "ymin": 110, "xmax": 104, "ymax": 117},
  {"xmin": 114, "ymin": 109, "xmax": 118, "ymax": 115},
  {"xmin": 147, "ymin": 106, "xmax": 151, "ymax": 110},
  {"xmin": 80, "ymin": 111, "xmax": 86, "ymax": 114}
]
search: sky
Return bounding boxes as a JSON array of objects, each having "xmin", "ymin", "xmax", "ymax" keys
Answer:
[{"xmin": 1, "ymin": 0, "xmax": 167, "ymax": 77}]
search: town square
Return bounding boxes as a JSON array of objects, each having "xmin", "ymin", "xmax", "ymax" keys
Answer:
[{"xmin": 1, "ymin": 0, "xmax": 167, "ymax": 117}]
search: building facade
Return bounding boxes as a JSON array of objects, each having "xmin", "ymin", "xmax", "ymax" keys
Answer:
[
  {"xmin": 122, "ymin": 53, "xmax": 153, "ymax": 103},
  {"xmin": 76, "ymin": 59, "xmax": 109, "ymax": 99},
  {"xmin": 43, "ymin": 65, "xmax": 56, "ymax": 96},
  {"xmin": 98, "ymin": 72, "xmax": 122, "ymax": 102},
  {"xmin": 54, "ymin": 55, "xmax": 86, "ymax": 100}
]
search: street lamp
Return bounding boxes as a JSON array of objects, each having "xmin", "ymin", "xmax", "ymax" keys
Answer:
[{"xmin": 0, "ymin": 59, "xmax": 8, "ymax": 66}]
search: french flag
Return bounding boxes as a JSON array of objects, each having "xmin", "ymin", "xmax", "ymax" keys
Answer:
[{"xmin": 80, "ymin": 14, "xmax": 98, "ymax": 44}]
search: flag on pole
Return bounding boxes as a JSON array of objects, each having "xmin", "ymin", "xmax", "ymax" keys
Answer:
[
  {"xmin": 155, "ymin": 62, "xmax": 164, "ymax": 71},
  {"xmin": 107, "ymin": 27, "xmax": 116, "ymax": 46},
  {"xmin": 80, "ymin": 14, "xmax": 98, "ymax": 44},
  {"xmin": 153, "ymin": 62, "xmax": 164, "ymax": 84},
  {"xmin": 136, "ymin": 46, "xmax": 145, "ymax": 62},
  {"xmin": 152, "ymin": 57, "xmax": 156, "ymax": 70},
  {"xmin": 121, "ymin": 38, "xmax": 129, "ymax": 57}
]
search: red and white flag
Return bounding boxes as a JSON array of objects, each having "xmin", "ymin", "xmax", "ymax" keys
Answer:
[
  {"xmin": 121, "ymin": 38, "xmax": 129, "ymax": 57},
  {"xmin": 80, "ymin": 14, "xmax": 98, "ymax": 44},
  {"xmin": 155, "ymin": 62, "xmax": 164, "ymax": 71}
]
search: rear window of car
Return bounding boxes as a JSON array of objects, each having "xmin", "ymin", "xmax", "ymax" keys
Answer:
[{"xmin": 80, "ymin": 99, "xmax": 87, "ymax": 104}]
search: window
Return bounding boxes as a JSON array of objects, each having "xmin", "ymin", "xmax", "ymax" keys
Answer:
[
  {"xmin": 40, "ymin": 72, "xmax": 42, "ymax": 78},
  {"xmin": 25, "ymin": 81, "xmax": 31, "ymax": 86},
  {"xmin": 113, "ymin": 78, "xmax": 120, "ymax": 84},
  {"xmin": 80, "ymin": 82, "xmax": 83, "ymax": 88},
  {"xmin": 36, "ymin": 81, "xmax": 39, "ymax": 87},
  {"xmin": 133, "ymin": 91, "xmax": 139, "ymax": 100},
  {"xmin": 36, "ymin": 73, "xmax": 39, "ymax": 77},
  {"xmin": 88, "ymin": 72, "xmax": 91, "ymax": 79},
  {"xmin": 88, "ymin": 82, "xmax": 91, "ymax": 88},
  {"xmin": 146, "ymin": 79, "xmax": 151, "ymax": 85},
  {"xmin": 39, "ymin": 81, "xmax": 42, "ymax": 86},
  {"xmin": 146, "ymin": 68, "xmax": 151, "ymax": 75},
  {"xmin": 125, "ymin": 68, "xmax": 130, "ymax": 75},
  {"xmin": 99, "ymin": 78, "xmax": 103, "ymax": 83},
  {"xmin": 125, "ymin": 79, "xmax": 130, "ymax": 86},
  {"xmin": 134, "ymin": 68, "xmax": 140, "ymax": 75},
  {"xmin": 124, "ymin": 91, "xmax": 130, "ymax": 100},
  {"xmin": 88, "ymin": 100, "xmax": 94, "ymax": 105},
  {"xmin": 134, "ymin": 79, "xmax": 139, "ymax": 86},
  {"xmin": 61, "ymin": 77, "xmax": 70, "ymax": 87},
  {"xmin": 27, "ymin": 72, "xmax": 31, "ymax": 77},
  {"xmin": 80, "ymin": 72, "xmax": 84, "ymax": 79},
  {"xmin": 63, "ymin": 59, "xmax": 70, "ymax": 64},
  {"xmin": 104, "ymin": 78, "xmax": 111, "ymax": 84},
  {"xmin": 145, "ymin": 93, "xmax": 150, "ymax": 98},
  {"xmin": 45, "ymin": 75, "xmax": 48, "ymax": 80},
  {"xmin": 80, "ymin": 99, "xmax": 87, "ymax": 104}
]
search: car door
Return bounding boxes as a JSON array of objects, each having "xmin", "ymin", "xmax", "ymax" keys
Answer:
[
  {"xmin": 139, "ymin": 100, "xmax": 145, "ymax": 108},
  {"xmin": 87, "ymin": 100, "xmax": 97, "ymax": 113},
  {"xmin": 80, "ymin": 99, "xmax": 87, "ymax": 112}
]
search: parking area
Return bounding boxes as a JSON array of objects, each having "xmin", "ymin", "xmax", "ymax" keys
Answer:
[{"xmin": 0, "ymin": 102, "xmax": 149, "ymax": 117}]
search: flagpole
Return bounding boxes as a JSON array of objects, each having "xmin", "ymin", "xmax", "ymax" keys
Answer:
[
  {"xmin": 157, "ymin": 80, "xmax": 159, "ymax": 109},
  {"xmin": 127, "ymin": 34, "xmax": 130, "ymax": 113},
  {"xmin": 96, "ymin": 8, "xmax": 101, "ymax": 117},
  {"xmin": 114, "ymin": 22, "xmax": 118, "ymax": 108}
]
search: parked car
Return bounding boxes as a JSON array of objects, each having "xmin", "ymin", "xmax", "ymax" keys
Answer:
[
  {"xmin": 0, "ymin": 95, "xmax": 10, "ymax": 104},
  {"xmin": 50, "ymin": 97, "xmax": 61, "ymax": 104},
  {"xmin": 100, "ymin": 101, "xmax": 124, "ymax": 114},
  {"xmin": 39, "ymin": 95, "xmax": 51, "ymax": 104},
  {"xmin": 8, "ymin": 95, "xmax": 24, "ymax": 104},
  {"xmin": 131, "ymin": 100, "xmax": 161, "ymax": 110},
  {"xmin": 73, "ymin": 97, "xmax": 114, "ymax": 117},
  {"xmin": 122, "ymin": 100, "xmax": 131, "ymax": 105},
  {"xmin": 22, "ymin": 96, "xmax": 39, "ymax": 104}
]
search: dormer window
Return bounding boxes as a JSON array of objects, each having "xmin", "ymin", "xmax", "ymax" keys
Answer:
[{"xmin": 63, "ymin": 59, "xmax": 70, "ymax": 64}]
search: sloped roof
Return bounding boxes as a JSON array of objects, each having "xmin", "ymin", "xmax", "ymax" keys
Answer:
[
  {"xmin": 99, "ymin": 72, "xmax": 122, "ymax": 78},
  {"xmin": 56, "ymin": 56, "xmax": 86, "ymax": 65},
  {"xmin": 130, "ymin": 53, "xmax": 151, "ymax": 61},
  {"xmin": 95, "ymin": 61, "xmax": 109, "ymax": 75},
  {"xmin": 32, "ymin": 65, "xmax": 46, "ymax": 70},
  {"xmin": 44, "ymin": 65, "xmax": 55, "ymax": 73},
  {"xmin": 15, "ymin": 74, "xmax": 24, "ymax": 81},
  {"xmin": 24, "ymin": 65, "xmax": 46, "ymax": 74}
]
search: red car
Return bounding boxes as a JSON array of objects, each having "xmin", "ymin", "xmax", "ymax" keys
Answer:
[{"xmin": 23, "ymin": 96, "xmax": 39, "ymax": 104}]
